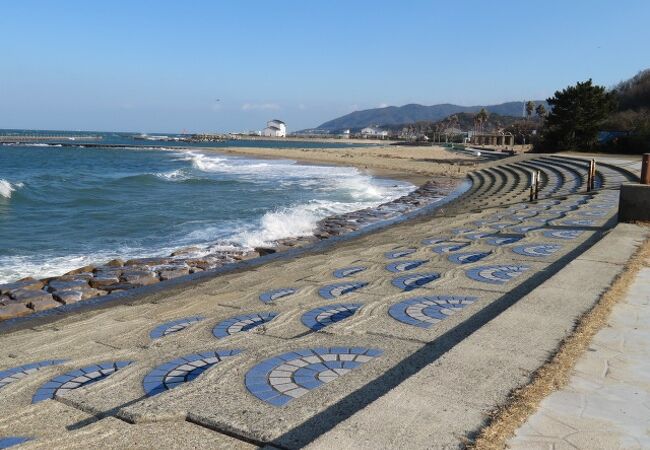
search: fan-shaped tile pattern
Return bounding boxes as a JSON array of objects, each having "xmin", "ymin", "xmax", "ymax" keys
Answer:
[
  {"xmin": 259, "ymin": 288, "xmax": 296, "ymax": 304},
  {"xmin": 32, "ymin": 361, "xmax": 132, "ymax": 403},
  {"xmin": 385, "ymin": 259, "xmax": 428, "ymax": 273},
  {"xmin": 512, "ymin": 244, "xmax": 562, "ymax": 257},
  {"xmin": 447, "ymin": 251, "xmax": 491, "ymax": 265},
  {"xmin": 384, "ymin": 249, "xmax": 417, "ymax": 259},
  {"xmin": 543, "ymin": 229, "xmax": 584, "ymax": 240},
  {"xmin": 0, "ymin": 437, "xmax": 31, "ymax": 449},
  {"xmin": 509, "ymin": 225, "xmax": 543, "ymax": 234},
  {"xmin": 142, "ymin": 350, "xmax": 241, "ymax": 397},
  {"xmin": 389, "ymin": 295, "xmax": 477, "ymax": 328},
  {"xmin": 391, "ymin": 272, "xmax": 441, "ymax": 291},
  {"xmin": 333, "ymin": 266, "xmax": 367, "ymax": 278},
  {"xmin": 421, "ymin": 237, "xmax": 446, "ymax": 245},
  {"xmin": 301, "ymin": 304, "xmax": 361, "ymax": 331},
  {"xmin": 560, "ymin": 219, "xmax": 596, "ymax": 226},
  {"xmin": 212, "ymin": 313, "xmax": 278, "ymax": 338},
  {"xmin": 245, "ymin": 347, "xmax": 382, "ymax": 406},
  {"xmin": 485, "ymin": 236, "xmax": 523, "ymax": 246},
  {"xmin": 431, "ymin": 243, "xmax": 469, "ymax": 254},
  {"xmin": 149, "ymin": 316, "xmax": 205, "ymax": 339},
  {"xmin": 465, "ymin": 265, "xmax": 530, "ymax": 285},
  {"xmin": 0, "ymin": 360, "xmax": 66, "ymax": 391},
  {"xmin": 318, "ymin": 282, "xmax": 367, "ymax": 300},
  {"xmin": 463, "ymin": 232, "xmax": 495, "ymax": 240}
]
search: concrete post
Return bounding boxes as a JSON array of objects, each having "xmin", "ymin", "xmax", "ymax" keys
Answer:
[{"xmin": 642, "ymin": 153, "xmax": 650, "ymax": 185}]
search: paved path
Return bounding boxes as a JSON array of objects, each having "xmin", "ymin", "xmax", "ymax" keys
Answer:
[
  {"xmin": 508, "ymin": 264, "xmax": 650, "ymax": 450},
  {"xmin": 0, "ymin": 155, "xmax": 642, "ymax": 449}
]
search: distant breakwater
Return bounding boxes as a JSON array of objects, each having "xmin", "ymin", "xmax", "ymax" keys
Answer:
[{"xmin": 0, "ymin": 176, "xmax": 459, "ymax": 320}]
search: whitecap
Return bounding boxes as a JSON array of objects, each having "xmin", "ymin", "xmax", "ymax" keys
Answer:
[{"xmin": 0, "ymin": 179, "xmax": 18, "ymax": 199}]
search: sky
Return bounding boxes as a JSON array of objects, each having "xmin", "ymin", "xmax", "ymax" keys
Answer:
[{"xmin": 1, "ymin": 0, "xmax": 649, "ymax": 133}]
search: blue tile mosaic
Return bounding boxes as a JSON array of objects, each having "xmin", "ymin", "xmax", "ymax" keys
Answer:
[
  {"xmin": 542, "ymin": 229, "xmax": 585, "ymax": 240},
  {"xmin": 384, "ymin": 249, "xmax": 417, "ymax": 259},
  {"xmin": 512, "ymin": 244, "xmax": 562, "ymax": 257},
  {"xmin": 259, "ymin": 288, "xmax": 297, "ymax": 304},
  {"xmin": 301, "ymin": 304, "xmax": 361, "ymax": 331},
  {"xmin": 508, "ymin": 225, "xmax": 543, "ymax": 234},
  {"xmin": 560, "ymin": 219, "xmax": 596, "ymax": 226},
  {"xmin": 487, "ymin": 223, "xmax": 517, "ymax": 231},
  {"xmin": 212, "ymin": 313, "xmax": 278, "ymax": 338},
  {"xmin": 0, "ymin": 360, "xmax": 67, "ymax": 391},
  {"xmin": 333, "ymin": 266, "xmax": 367, "ymax": 278},
  {"xmin": 485, "ymin": 236, "xmax": 523, "ymax": 246},
  {"xmin": 421, "ymin": 237, "xmax": 446, "ymax": 245},
  {"xmin": 463, "ymin": 232, "xmax": 496, "ymax": 240},
  {"xmin": 388, "ymin": 295, "xmax": 477, "ymax": 328},
  {"xmin": 32, "ymin": 361, "xmax": 133, "ymax": 403},
  {"xmin": 142, "ymin": 350, "xmax": 241, "ymax": 396},
  {"xmin": 391, "ymin": 272, "xmax": 440, "ymax": 291},
  {"xmin": 245, "ymin": 347, "xmax": 382, "ymax": 406},
  {"xmin": 149, "ymin": 316, "xmax": 205, "ymax": 339},
  {"xmin": 465, "ymin": 265, "xmax": 530, "ymax": 284},
  {"xmin": 447, "ymin": 251, "xmax": 491, "ymax": 264},
  {"xmin": 0, "ymin": 437, "xmax": 31, "ymax": 449},
  {"xmin": 576, "ymin": 210, "xmax": 608, "ymax": 217},
  {"xmin": 385, "ymin": 259, "xmax": 428, "ymax": 273},
  {"xmin": 430, "ymin": 242, "xmax": 469, "ymax": 254},
  {"xmin": 451, "ymin": 227, "xmax": 473, "ymax": 235},
  {"xmin": 318, "ymin": 282, "xmax": 367, "ymax": 299}
]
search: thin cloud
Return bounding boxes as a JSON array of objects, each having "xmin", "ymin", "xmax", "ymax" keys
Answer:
[{"xmin": 241, "ymin": 103, "xmax": 280, "ymax": 111}]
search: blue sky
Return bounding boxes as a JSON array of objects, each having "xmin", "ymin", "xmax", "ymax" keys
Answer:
[{"xmin": 1, "ymin": 0, "xmax": 649, "ymax": 133}]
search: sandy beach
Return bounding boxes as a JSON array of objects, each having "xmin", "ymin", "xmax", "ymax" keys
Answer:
[{"xmin": 203, "ymin": 144, "xmax": 477, "ymax": 185}]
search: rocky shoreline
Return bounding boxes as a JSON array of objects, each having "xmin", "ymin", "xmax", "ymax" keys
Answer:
[{"xmin": 0, "ymin": 177, "xmax": 459, "ymax": 320}]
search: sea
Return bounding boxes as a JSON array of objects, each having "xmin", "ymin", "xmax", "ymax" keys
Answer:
[{"xmin": 0, "ymin": 131, "xmax": 414, "ymax": 283}]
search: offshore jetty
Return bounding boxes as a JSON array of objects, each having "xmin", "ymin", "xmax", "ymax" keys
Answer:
[{"xmin": 0, "ymin": 154, "xmax": 646, "ymax": 449}]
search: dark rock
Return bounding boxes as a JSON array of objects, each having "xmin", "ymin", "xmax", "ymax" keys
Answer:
[
  {"xmin": 170, "ymin": 247, "xmax": 201, "ymax": 257},
  {"xmin": 105, "ymin": 259, "xmax": 125, "ymax": 267},
  {"xmin": 27, "ymin": 297, "xmax": 62, "ymax": 311},
  {"xmin": 120, "ymin": 270, "xmax": 159, "ymax": 286},
  {"xmin": 254, "ymin": 247, "xmax": 277, "ymax": 256},
  {"xmin": 47, "ymin": 279, "xmax": 90, "ymax": 292},
  {"xmin": 0, "ymin": 279, "xmax": 45, "ymax": 295},
  {"xmin": 89, "ymin": 275, "xmax": 121, "ymax": 289},
  {"xmin": 53, "ymin": 288, "xmax": 102, "ymax": 304},
  {"xmin": 0, "ymin": 303, "xmax": 32, "ymax": 320},
  {"xmin": 124, "ymin": 257, "xmax": 171, "ymax": 267},
  {"xmin": 183, "ymin": 257, "xmax": 223, "ymax": 271},
  {"xmin": 9, "ymin": 289, "xmax": 53, "ymax": 304},
  {"xmin": 64, "ymin": 265, "xmax": 95, "ymax": 276},
  {"xmin": 58, "ymin": 272, "xmax": 94, "ymax": 282},
  {"xmin": 159, "ymin": 267, "xmax": 190, "ymax": 281}
]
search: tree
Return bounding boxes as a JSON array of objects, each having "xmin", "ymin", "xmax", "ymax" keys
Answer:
[
  {"xmin": 535, "ymin": 104, "xmax": 547, "ymax": 118},
  {"xmin": 540, "ymin": 79, "xmax": 616, "ymax": 151},
  {"xmin": 525, "ymin": 101, "xmax": 535, "ymax": 120},
  {"xmin": 475, "ymin": 108, "xmax": 489, "ymax": 132}
]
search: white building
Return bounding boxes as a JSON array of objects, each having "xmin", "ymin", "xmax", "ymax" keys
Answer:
[
  {"xmin": 360, "ymin": 126, "xmax": 389, "ymax": 138},
  {"xmin": 262, "ymin": 119, "xmax": 287, "ymax": 137}
]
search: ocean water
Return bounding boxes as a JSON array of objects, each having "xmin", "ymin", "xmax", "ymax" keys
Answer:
[{"xmin": 0, "ymin": 142, "xmax": 413, "ymax": 283}]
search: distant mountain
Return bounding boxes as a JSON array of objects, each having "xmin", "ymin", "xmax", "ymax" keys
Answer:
[{"xmin": 313, "ymin": 101, "xmax": 546, "ymax": 133}]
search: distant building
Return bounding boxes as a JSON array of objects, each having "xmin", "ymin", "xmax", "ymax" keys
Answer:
[
  {"xmin": 360, "ymin": 126, "xmax": 389, "ymax": 138},
  {"xmin": 262, "ymin": 119, "xmax": 287, "ymax": 137}
]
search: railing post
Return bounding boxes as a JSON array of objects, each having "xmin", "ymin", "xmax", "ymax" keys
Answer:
[
  {"xmin": 591, "ymin": 159, "xmax": 597, "ymax": 190},
  {"xmin": 642, "ymin": 153, "xmax": 650, "ymax": 185},
  {"xmin": 535, "ymin": 170, "xmax": 541, "ymax": 199},
  {"xmin": 530, "ymin": 171, "xmax": 536, "ymax": 202}
]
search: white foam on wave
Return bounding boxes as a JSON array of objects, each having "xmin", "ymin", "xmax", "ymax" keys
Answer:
[
  {"xmin": 153, "ymin": 169, "xmax": 190, "ymax": 181},
  {"xmin": 176, "ymin": 149, "xmax": 415, "ymax": 248},
  {"xmin": 0, "ymin": 179, "xmax": 23, "ymax": 199}
]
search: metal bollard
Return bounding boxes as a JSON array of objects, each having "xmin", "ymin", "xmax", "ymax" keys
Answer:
[
  {"xmin": 530, "ymin": 171, "xmax": 536, "ymax": 201},
  {"xmin": 642, "ymin": 153, "xmax": 650, "ymax": 185},
  {"xmin": 535, "ymin": 170, "xmax": 540, "ymax": 199}
]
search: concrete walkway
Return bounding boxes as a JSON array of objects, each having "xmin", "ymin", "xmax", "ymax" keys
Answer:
[{"xmin": 508, "ymin": 264, "xmax": 650, "ymax": 450}]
